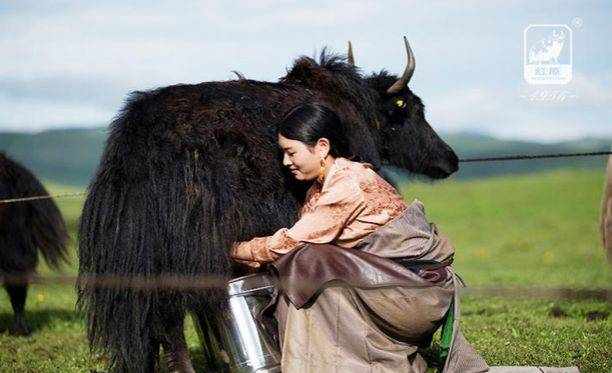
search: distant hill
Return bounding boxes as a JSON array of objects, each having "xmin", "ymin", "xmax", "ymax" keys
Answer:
[
  {"xmin": 0, "ymin": 127, "xmax": 107, "ymax": 185},
  {"xmin": 0, "ymin": 127, "xmax": 609, "ymax": 186},
  {"xmin": 440, "ymin": 132, "xmax": 610, "ymax": 180}
]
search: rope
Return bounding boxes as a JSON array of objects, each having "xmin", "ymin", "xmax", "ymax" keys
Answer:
[
  {"xmin": 0, "ymin": 191, "xmax": 86, "ymax": 204},
  {"xmin": 1, "ymin": 274, "xmax": 609, "ymax": 300},
  {"xmin": 1, "ymin": 150, "xmax": 610, "ymax": 204},
  {"xmin": 1, "ymin": 274, "xmax": 229, "ymax": 291},
  {"xmin": 459, "ymin": 150, "xmax": 612, "ymax": 163}
]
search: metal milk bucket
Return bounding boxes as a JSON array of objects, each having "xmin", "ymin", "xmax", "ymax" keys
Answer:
[{"xmin": 198, "ymin": 273, "xmax": 281, "ymax": 373}]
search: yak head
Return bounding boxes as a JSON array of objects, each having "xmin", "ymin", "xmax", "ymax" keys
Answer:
[
  {"xmin": 281, "ymin": 37, "xmax": 458, "ymax": 179},
  {"xmin": 359, "ymin": 37, "xmax": 459, "ymax": 179}
]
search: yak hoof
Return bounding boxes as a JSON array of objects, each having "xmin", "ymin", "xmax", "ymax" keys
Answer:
[{"xmin": 9, "ymin": 321, "xmax": 31, "ymax": 336}]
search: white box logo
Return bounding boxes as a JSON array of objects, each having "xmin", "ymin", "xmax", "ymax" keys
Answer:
[{"xmin": 524, "ymin": 24, "xmax": 572, "ymax": 85}]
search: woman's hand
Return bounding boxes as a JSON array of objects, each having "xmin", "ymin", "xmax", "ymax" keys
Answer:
[
  {"xmin": 233, "ymin": 258, "xmax": 262, "ymax": 269},
  {"xmin": 230, "ymin": 242, "xmax": 255, "ymax": 261},
  {"xmin": 230, "ymin": 243, "xmax": 262, "ymax": 268},
  {"xmin": 230, "ymin": 241, "xmax": 280, "ymax": 263}
]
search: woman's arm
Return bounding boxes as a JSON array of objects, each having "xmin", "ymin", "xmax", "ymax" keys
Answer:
[{"xmin": 230, "ymin": 170, "xmax": 365, "ymax": 264}]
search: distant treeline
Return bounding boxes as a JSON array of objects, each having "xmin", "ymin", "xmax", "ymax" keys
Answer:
[{"xmin": 0, "ymin": 127, "xmax": 609, "ymax": 186}]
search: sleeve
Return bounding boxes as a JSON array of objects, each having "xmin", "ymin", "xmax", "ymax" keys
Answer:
[{"xmin": 230, "ymin": 171, "xmax": 365, "ymax": 264}]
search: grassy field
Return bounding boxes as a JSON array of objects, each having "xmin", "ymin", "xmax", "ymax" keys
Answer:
[{"xmin": 1, "ymin": 168, "xmax": 611, "ymax": 372}]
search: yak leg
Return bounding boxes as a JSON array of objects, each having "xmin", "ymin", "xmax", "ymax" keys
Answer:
[
  {"xmin": 147, "ymin": 339, "xmax": 162, "ymax": 373},
  {"xmin": 193, "ymin": 308, "xmax": 229, "ymax": 372},
  {"xmin": 160, "ymin": 315, "xmax": 196, "ymax": 373},
  {"xmin": 114, "ymin": 337, "xmax": 160, "ymax": 373},
  {"xmin": 4, "ymin": 282, "xmax": 31, "ymax": 336}
]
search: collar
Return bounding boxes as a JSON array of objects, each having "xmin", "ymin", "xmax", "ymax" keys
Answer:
[{"xmin": 317, "ymin": 157, "xmax": 347, "ymax": 190}]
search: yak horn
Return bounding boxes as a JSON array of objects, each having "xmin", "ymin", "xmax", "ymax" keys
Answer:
[
  {"xmin": 386, "ymin": 36, "xmax": 416, "ymax": 94},
  {"xmin": 347, "ymin": 41, "xmax": 355, "ymax": 66},
  {"xmin": 232, "ymin": 70, "xmax": 246, "ymax": 80}
]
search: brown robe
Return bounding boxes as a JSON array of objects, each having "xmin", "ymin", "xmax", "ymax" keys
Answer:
[{"xmin": 270, "ymin": 200, "xmax": 488, "ymax": 373}]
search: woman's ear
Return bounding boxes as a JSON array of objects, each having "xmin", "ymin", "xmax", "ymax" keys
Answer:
[{"xmin": 316, "ymin": 138, "xmax": 331, "ymax": 158}]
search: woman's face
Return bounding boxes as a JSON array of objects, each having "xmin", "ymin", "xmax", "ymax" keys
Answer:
[{"xmin": 278, "ymin": 134, "xmax": 329, "ymax": 181}]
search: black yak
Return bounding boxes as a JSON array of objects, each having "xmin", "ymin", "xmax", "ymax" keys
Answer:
[
  {"xmin": 0, "ymin": 152, "xmax": 69, "ymax": 335},
  {"xmin": 77, "ymin": 37, "xmax": 459, "ymax": 372}
]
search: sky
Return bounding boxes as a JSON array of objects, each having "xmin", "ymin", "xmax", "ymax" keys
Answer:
[{"xmin": 1, "ymin": 0, "xmax": 611, "ymax": 142}]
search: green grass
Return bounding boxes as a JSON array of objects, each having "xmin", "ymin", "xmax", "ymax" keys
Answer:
[
  {"xmin": 1, "ymin": 169, "xmax": 611, "ymax": 372},
  {"xmin": 400, "ymin": 168, "xmax": 612, "ymax": 288}
]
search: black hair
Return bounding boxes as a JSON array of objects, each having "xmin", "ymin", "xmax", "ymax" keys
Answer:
[{"xmin": 277, "ymin": 102, "xmax": 354, "ymax": 159}]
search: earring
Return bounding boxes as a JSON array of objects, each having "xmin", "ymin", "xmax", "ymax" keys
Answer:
[{"xmin": 317, "ymin": 158, "xmax": 326, "ymax": 184}]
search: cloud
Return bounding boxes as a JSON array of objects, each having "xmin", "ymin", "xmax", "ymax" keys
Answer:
[
  {"xmin": 0, "ymin": 74, "xmax": 126, "ymax": 109},
  {"xmin": 570, "ymin": 71, "xmax": 612, "ymax": 107},
  {"xmin": 1, "ymin": 1, "xmax": 611, "ymax": 141},
  {"xmin": 0, "ymin": 97, "xmax": 112, "ymax": 131},
  {"xmin": 428, "ymin": 77, "xmax": 612, "ymax": 142}
]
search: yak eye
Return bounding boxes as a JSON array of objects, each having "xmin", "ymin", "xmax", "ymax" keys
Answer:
[{"xmin": 395, "ymin": 99, "xmax": 407, "ymax": 108}]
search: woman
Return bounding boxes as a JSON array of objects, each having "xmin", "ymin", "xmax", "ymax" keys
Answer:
[{"xmin": 230, "ymin": 103, "xmax": 487, "ymax": 372}]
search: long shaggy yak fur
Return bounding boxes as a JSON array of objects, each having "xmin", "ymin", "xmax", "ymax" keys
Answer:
[
  {"xmin": 78, "ymin": 49, "xmax": 457, "ymax": 372},
  {"xmin": 0, "ymin": 152, "xmax": 68, "ymax": 275}
]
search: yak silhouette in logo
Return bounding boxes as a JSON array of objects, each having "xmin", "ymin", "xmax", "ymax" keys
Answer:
[{"xmin": 528, "ymin": 29, "xmax": 566, "ymax": 65}]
